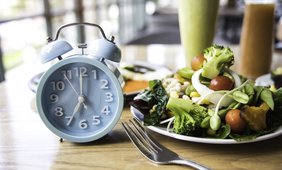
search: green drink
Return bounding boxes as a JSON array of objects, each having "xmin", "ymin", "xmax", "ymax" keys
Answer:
[{"xmin": 178, "ymin": 0, "xmax": 219, "ymax": 67}]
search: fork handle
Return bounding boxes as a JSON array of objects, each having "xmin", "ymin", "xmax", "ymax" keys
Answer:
[{"xmin": 171, "ymin": 159, "xmax": 212, "ymax": 170}]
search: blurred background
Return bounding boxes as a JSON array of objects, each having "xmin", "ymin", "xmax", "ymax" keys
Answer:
[{"xmin": 1, "ymin": 0, "xmax": 282, "ymax": 83}]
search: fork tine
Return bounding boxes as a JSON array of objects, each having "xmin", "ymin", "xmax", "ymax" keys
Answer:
[
  {"xmin": 122, "ymin": 122, "xmax": 157, "ymax": 154},
  {"xmin": 132, "ymin": 118, "xmax": 168, "ymax": 152},
  {"xmin": 130, "ymin": 119, "xmax": 162, "ymax": 152}
]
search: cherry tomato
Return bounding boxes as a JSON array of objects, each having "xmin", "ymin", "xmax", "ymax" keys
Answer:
[
  {"xmin": 210, "ymin": 76, "xmax": 233, "ymax": 91},
  {"xmin": 225, "ymin": 109, "xmax": 247, "ymax": 133},
  {"xmin": 191, "ymin": 54, "xmax": 205, "ymax": 71}
]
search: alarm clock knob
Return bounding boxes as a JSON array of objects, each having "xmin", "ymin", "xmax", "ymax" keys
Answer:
[
  {"xmin": 40, "ymin": 39, "xmax": 73, "ymax": 63},
  {"xmin": 78, "ymin": 43, "xmax": 87, "ymax": 55}
]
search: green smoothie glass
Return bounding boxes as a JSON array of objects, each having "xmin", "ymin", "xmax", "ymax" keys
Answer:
[{"xmin": 178, "ymin": 0, "xmax": 220, "ymax": 67}]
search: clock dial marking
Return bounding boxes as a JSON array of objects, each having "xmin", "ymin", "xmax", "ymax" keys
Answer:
[
  {"xmin": 37, "ymin": 56, "xmax": 124, "ymax": 143},
  {"xmin": 54, "ymin": 106, "xmax": 64, "ymax": 117},
  {"xmin": 50, "ymin": 94, "xmax": 59, "ymax": 103}
]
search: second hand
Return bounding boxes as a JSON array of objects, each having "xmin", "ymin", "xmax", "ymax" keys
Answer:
[
  {"xmin": 64, "ymin": 74, "xmax": 87, "ymax": 109},
  {"xmin": 64, "ymin": 74, "xmax": 79, "ymax": 96}
]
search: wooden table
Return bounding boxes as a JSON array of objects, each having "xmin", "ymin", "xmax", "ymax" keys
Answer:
[{"xmin": 1, "ymin": 45, "xmax": 282, "ymax": 170}]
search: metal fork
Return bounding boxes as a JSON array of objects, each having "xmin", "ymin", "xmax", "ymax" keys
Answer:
[{"xmin": 122, "ymin": 118, "xmax": 211, "ymax": 170}]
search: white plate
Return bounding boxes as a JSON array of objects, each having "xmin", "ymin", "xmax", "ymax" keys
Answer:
[
  {"xmin": 130, "ymin": 106, "xmax": 282, "ymax": 144},
  {"xmin": 121, "ymin": 61, "xmax": 172, "ymax": 100},
  {"xmin": 120, "ymin": 61, "xmax": 172, "ymax": 82},
  {"xmin": 255, "ymin": 73, "xmax": 273, "ymax": 87}
]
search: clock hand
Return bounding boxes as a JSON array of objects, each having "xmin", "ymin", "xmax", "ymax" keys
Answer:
[
  {"xmin": 74, "ymin": 96, "xmax": 85, "ymax": 113},
  {"xmin": 67, "ymin": 96, "xmax": 85, "ymax": 126},
  {"xmin": 79, "ymin": 73, "xmax": 87, "ymax": 110},
  {"xmin": 64, "ymin": 74, "xmax": 87, "ymax": 109},
  {"xmin": 79, "ymin": 73, "xmax": 83, "ymax": 95},
  {"xmin": 64, "ymin": 74, "xmax": 79, "ymax": 96}
]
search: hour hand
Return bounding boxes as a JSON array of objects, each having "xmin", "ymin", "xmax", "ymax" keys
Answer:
[
  {"xmin": 66, "ymin": 96, "xmax": 85, "ymax": 126},
  {"xmin": 74, "ymin": 96, "xmax": 85, "ymax": 113}
]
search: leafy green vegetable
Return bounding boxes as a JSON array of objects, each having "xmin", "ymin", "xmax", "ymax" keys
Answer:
[
  {"xmin": 166, "ymin": 97, "xmax": 208, "ymax": 136},
  {"xmin": 229, "ymin": 133, "xmax": 259, "ymax": 141},
  {"xmin": 130, "ymin": 80, "xmax": 168, "ymax": 125},
  {"xmin": 260, "ymin": 88, "xmax": 274, "ymax": 110},
  {"xmin": 273, "ymin": 88, "xmax": 282, "ymax": 106},
  {"xmin": 218, "ymin": 101, "xmax": 241, "ymax": 118},
  {"xmin": 204, "ymin": 124, "xmax": 231, "ymax": 139},
  {"xmin": 243, "ymin": 82, "xmax": 255, "ymax": 96},
  {"xmin": 131, "ymin": 89, "xmax": 155, "ymax": 112},
  {"xmin": 243, "ymin": 82, "xmax": 255, "ymax": 104},
  {"xmin": 146, "ymin": 80, "xmax": 169, "ymax": 125},
  {"xmin": 249, "ymin": 85, "xmax": 274, "ymax": 109},
  {"xmin": 252, "ymin": 86, "xmax": 264, "ymax": 105},
  {"xmin": 213, "ymin": 124, "xmax": 231, "ymax": 139},
  {"xmin": 202, "ymin": 44, "xmax": 234, "ymax": 79},
  {"xmin": 267, "ymin": 88, "xmax": 282, "ymax": 129}
]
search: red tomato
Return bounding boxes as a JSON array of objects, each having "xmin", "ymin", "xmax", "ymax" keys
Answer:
[
  {"xmin": 210, "ymin": 76, "xmax": 234, "ymax": 91},
  {"xmin": 191, "ymin": 54, "xmax": 205, "ymax": 71},
  {"xmin": 225, "ymin": 109, "xmax": 247, "ymax": 133}
]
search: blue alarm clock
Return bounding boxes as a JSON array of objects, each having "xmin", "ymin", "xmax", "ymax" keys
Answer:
[{"xmin": 36, "ymin": 23, "xmax": 124, "ymax": 143}]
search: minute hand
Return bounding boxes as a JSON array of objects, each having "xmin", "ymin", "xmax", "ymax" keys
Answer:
[
  {"xmin": 79, "ymin": 73, "xmax": 83, "ymax": 95},
  {"xmin": 79, "ymin": 73, "xmax": 87, "ymax": 109},
  {"xmin": 64, "ymin": 74, "xmax": 87, "ymax": 109}
]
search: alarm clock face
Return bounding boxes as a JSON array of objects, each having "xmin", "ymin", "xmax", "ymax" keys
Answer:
[{"xmin": 36, "ymin": 55, "xmax": 124, "ymax": 143}]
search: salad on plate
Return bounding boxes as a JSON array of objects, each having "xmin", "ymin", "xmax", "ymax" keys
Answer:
[{"xmin": 130, "ymin": 45, "xmax": 282, "ymax": 142}]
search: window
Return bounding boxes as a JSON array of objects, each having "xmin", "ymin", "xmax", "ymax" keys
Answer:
[
  {"xmin": 0, "ymin": 0, "xmax": 151, "ymax": 82},
  {"xmin": 0, "ymin": 0, "xmax": 98, "ymax": 82}
]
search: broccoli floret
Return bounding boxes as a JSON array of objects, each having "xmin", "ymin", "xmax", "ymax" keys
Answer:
[
  {"xmin": 166, "ymin": 98, "xmax": 208, "ymax": 136},
  {"xmin": 202, "ymin": 45, "xmax": 234, "ymax": 79}
]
